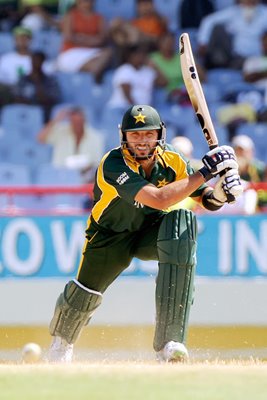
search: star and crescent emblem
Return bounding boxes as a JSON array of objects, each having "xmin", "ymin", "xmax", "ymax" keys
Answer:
[
  {"xmin": 134, "ymin": 112, "xmax": 146, "ymax": 124},
  {"xmin": 157, "ymin": 178, "xmax": 168, "ymax": 188}
]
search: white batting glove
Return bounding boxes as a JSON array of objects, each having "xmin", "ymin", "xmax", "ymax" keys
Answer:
[
  {"xmin": 199, "ymin": 145, "xmax": 238, "ymax": 181},
  {"xmin": 213, "ymin": 169, "xmax": 243, "ymax": 204}
]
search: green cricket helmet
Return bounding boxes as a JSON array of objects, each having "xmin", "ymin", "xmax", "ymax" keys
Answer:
[{"xmin": 119, "ymin": 105, "xmax": 166, "ymax": 149}]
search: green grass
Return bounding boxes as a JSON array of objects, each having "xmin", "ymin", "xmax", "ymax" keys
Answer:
[{"xmin": 1, "ymin": 362, "xmax": 267, "ymax": 400}]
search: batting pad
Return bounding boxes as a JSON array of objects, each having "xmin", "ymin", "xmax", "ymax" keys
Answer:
[
  {"xmin": 49, "ymin": 280, "xmax": 102, "ymax": 344},
  {"xmin": 153, "ymin": 209, "xmax": 197, "ymax": 352}
]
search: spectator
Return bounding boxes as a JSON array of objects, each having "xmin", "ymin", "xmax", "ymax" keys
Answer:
[
  {"xmin": 37, "ymin": 107, "xmax": 105, "ymax": 183},
  {"xmin": 242, "ymin": 30, "xmax": 267, "ymax": 119},
  {"xmin": 110, "ymin": 0, "xmax": 167, "ymax": 63},
  {"xmin": 232, "ymin": 134, "xmax": 267, "ymax": 181},
  {"xmin": 0, "ymin": 0, "xmax": 21, "ymax": 31},
  {"xmin": 0, "ymin": 26, "xmax": 32, "ymax": 86},
  {"xmin": 171, "ymin": 135, "xmax": 202, "ymax": 169},
  {"xmin": 20, "ymin": 2, "xmax": 60, "ymax": 33},
  {"xmin": 56, "ymin": 0, "xmax": 112, "ymax": 83},
  {"xmin": 107, "ymin": 44, "xmax": 167, "ymax": 110},
  {"xmin": 13, "ymin": 51, "xmax": 61, "ymax": 121},
  {"xmin": 170, "ymin": 135, "xmax": 202, "ymax": 211},
  {"xmin": 148, "ymin": 31, "xmax": 206, "ymax": 105},
  {"xmin": 179, "ymin": 0, "xmax": 214, "ymax": 29},
  {"xmin": 232, "ymin": 134, "xmax": 267, "ymax": 210},
  {"xmin": 0, "ymin": 26, "xmax": 33, "ymax": 106},
  {"xmin": 197, "ymin": 0, "xmax": 267, "ymax": 69}
]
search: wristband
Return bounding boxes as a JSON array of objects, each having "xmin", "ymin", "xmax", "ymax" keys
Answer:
[{"xmin": 198, "ymin": 166, "xmax": 213, "ymax": 182}]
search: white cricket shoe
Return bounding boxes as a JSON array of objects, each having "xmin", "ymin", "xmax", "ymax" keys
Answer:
[
  {"xmin": 156, "ymin": 341, "xmax": 189, "ymax": 363},
  {"xmin": 47, "ymin": 336, "xmax": 73, "ymax": 363}
]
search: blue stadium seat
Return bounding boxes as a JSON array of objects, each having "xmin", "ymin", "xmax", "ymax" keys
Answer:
[
  {"xmin": 95, "ymin": 0, "xmax": 136, "ymax": 21},
  {"xmin": 214, "ymin": 0, "xmax": 235, "ymax": 10},
  {"xmin": 158, "ymin": 104, "xmax": 197, "ymax": 138},
  {"xmin": 206, "ymin": 69, "xmax": 244, "ymax": 97},
  {"xmin": 183, "ymin": 121, "xmax": 229, "ymax": 159},
  {"xmin": 0, "ymin": 32, "xmax": 15, "ymax": 55},
  {"xmin": 8, "ymin": 141, "xmax": 52, "ymax": 180},
  {"xmin": 35, "ymin": 164, "xmax": 86, "ymax": 211},
  {"xmin": 55, "ymin": 71, "xmax": 112, "ymax": 124},
  {"xmin": 31, "ymin": 30, "xmax": 63, "ymax": 60},
  {"xmin": 55, "ymin": 72, "xmax": 91, "ymax": 104},
  {"xmin": 100, "ymin": 107, "xmax": 124, "ymax": 151},
  {"xmin": 154, "ymin": 0, "xmax": 181, "ymax": 31},
  {"xmin": 1, "ymin": 104, "xmax": 44, "ymax": 140},
  {"xmin": 0, "ymin": 163, "xmax": 32, "ymax": 211},
  {"xmin": 235, "ymin": 122, "xmax": 267, "ymax": 163},
  {"xmin": 0, "ymin": 136, "xmax": 17, "ymax": 162}
]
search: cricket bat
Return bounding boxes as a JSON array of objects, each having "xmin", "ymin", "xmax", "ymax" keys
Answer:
[{"xmin": 179, "ymin": 32, "xmax": 235, "ymax": 202}]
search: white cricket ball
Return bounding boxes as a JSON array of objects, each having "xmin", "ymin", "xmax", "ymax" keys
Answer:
[{"xmin": 22, "ymin": 342, "xmax": 42, "ymax": 363}]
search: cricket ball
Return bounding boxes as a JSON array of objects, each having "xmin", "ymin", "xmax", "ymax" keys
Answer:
[{"xmin": 22, "ymin": 342, "xmax": 42, "ymax": 363}]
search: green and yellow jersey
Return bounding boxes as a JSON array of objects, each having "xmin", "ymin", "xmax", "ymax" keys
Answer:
[{"xmin": 89, "ymin": 144, "xmax": 206, "ymax": 233}]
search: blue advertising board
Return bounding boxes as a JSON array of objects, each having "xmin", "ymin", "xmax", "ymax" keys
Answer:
[{"xmin": 0, "ymin": 214, "xmax": 266, "ymax": 278}]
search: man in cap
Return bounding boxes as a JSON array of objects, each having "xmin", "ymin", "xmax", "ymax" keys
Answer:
[{"xmin": 47, "ymin": 105, "xmax": 243, "ymax": 363}]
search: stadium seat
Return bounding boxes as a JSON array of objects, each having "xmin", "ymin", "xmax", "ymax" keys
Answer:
[
  {"xmin": 31, "ymin": 30, "xmax": 63, "ymax": 60},
  {"xmin": 55, "ymin": 71, "xmax": 112, "ymax": 124},
  {"xmin": 1, "ymin": 104, "xmax": 45, "ymax": 140},
  {"xmin": 154, "ymin": 0, "xmax": 181, "ymax": 31},
  {"xmin": 8, "ymin": 141, "xmax": 52, "ymax": 180},
  {"xmin": 55, "ymin": 72, "xmax": 91, "ymax": 104},
  {"xmin": 94, "ymin": 0, "xmax": 136, "ymax": 21},
  {"xmin": 206, "ymin": 69, "xmax": 244, "ymax": 98},
  {"xmin": 35, "ymin": 164, "xmax": 86, "ymax": 211},
  {"xmin": 0, "ymin": 32, "xmax": 15, "ymax": 55},
  {"xmin": 214, "ymin": 0, "xmax": 235, "ymax": 10},
  {"xmin": 0, "ymin": 163, "xmax": 32, "ymax": 211},
  {"xmin": 235, "ymin": 122, "xmax": 267, "ymax": 163},
  {"xmin": 0, "ymin": 137, "xmax": 17, "ymax": 162},
  {"xmin": 158, "ymin": 104, "xmax": 197, "ymax": 138},
  {"xmin": 100, "ymin": 107, "xmax": 124, "ymax": 151}
]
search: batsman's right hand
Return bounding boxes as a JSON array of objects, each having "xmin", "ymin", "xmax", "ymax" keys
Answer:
[{"xmin": 199, "ymin": 145, "xmax": 238, "ymax": 181}]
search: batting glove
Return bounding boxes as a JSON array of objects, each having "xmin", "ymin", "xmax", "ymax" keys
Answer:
[
  {"xmin": 199, "ymin": 145, "xmax": 238, "ymax": 181},
  {"xmin": 213, "ymin": 168, "xmax": 243, "ymax": 204}
]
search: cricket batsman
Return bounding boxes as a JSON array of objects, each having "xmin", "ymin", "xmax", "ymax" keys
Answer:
[{"xmin": 48, "ymin": 105, "xmax": 243, "ymax": 363}]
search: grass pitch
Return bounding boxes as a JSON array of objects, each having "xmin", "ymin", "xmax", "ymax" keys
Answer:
[{"xmin": 1, "ymin": 361, "xmax": 267, "ymax": 400}]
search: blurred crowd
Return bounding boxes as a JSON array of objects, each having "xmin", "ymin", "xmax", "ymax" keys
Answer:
[{"xmin": 0, "ymin": 0, "xmax": 267, "ymax": 214}]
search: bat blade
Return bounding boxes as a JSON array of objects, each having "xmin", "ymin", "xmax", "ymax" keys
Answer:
[
  {"xmin": 179, "ymin": 32, "xmax": 218, "ymax": 149},
  {"xmin": 179, "ymin": 33, "xmax": 236, "ymax": 203}
]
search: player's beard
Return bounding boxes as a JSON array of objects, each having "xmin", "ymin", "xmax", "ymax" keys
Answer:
[{"xmin": 129, "ymin": 142, "xmax": 157, "ymax": 160}]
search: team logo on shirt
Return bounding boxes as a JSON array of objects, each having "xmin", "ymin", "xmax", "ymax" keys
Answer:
[
  {"xmin": 134, "ymin": 112, "xmax": 146, "ymax": 124},
  {"xmin": 157, "ymin": 178, "xmax": 168, "ymax": 187},
  {"xmin": 116, "ymin": 172, "xmax": 130, "ymax": 185}
]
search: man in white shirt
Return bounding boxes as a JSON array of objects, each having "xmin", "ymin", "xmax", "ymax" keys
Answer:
[
  {"xmin": 37, "ymin": 107, "xmax": 105, "ymax": 182},
  {"xmin": 197, "ymin": 0, "xmax": 267, "ymax": 69},
  {"xmin": 0, "ymin": 26, "xmax": 32, "ymax": 85},
  {"xmin": 108, "ymin": 45, "xmax": 167, "ymax": 109}
]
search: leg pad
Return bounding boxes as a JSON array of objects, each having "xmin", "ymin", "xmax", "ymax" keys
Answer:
[
  {"xmin": 49, "ymin": 279, "xmax": 102, "ymax": 344},
  {"xmin": 154, "ymin": 209, "xmax": 197, "ymax": 351}
]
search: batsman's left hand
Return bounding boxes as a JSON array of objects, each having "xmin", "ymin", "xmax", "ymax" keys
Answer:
[{"xmin": 213, "ymin": 168, "xmax": 243, "ymax": 204}]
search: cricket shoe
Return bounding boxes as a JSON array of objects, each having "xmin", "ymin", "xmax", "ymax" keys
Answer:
[
  {"xmin": 156, "ymin": 341, "xmax": 189, "ymax": 363},
  {"xmin": 47, "ymin": 336, "xmax": 73, "ymax": 363}
]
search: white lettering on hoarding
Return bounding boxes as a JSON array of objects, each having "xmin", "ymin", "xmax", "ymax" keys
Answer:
[
  {"xmin": 218, "ymin": 220, "xmax": 232, "ymax": 275},
  {"xmin": 2, "ymin": 219, "xmax": 43, "ymax": 275},
  {"xmin": 236, "ymin": 220, "xmax": 267, "ymax": 274},
  {"xmin": 51, "ymin": 221, "xmax": 85, "ymax": 273}
]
